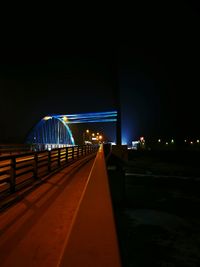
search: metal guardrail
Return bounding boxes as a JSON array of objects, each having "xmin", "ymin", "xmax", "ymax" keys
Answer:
[
  {"xmin": 0, "ymin": 144, "xmax": 32, "ymax": 156},
  {"xmin": 0, "ymin": 145, "xmax": 98, "ymax": 194}
]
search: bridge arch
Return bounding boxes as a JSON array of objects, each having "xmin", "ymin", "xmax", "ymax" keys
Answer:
[
  {"xmin": 26, "ymin": 116, "xmax": 75, "ymax": 147},
  {"xmin": 26, "ymin": 111, "xmax": 117, "ymax": 149}
]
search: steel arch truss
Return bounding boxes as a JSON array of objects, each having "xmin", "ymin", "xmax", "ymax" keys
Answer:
[
  {"xmin": 53, "ymin": 111, "xmax": 117, "ymax": 124},
  {"xmin": 27, "ymin": 111, "xmax": 117, "ymax": 146},
  {"xmin": 27, "ymin": 116, "xmax": 75, "ymax": 146}
]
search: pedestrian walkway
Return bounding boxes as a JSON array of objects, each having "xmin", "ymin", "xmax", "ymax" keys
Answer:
[
  {"xmin": 0, "ymin": 148, "xmax": 121, "ymax": 267},
  {"xmin": 0, "ymin": 155, "xmax": 95, "ymax": 267}
]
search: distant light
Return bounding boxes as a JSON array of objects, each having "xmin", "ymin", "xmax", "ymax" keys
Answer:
[
  {"xmin": 184, "ymin": 140, "xmax": 187, "ymax": 143},
  {"xmin": 99, "ymin": 135, "xmax": 103, "ymax": 140},
  {"xmin": 166, "ymin": 142, "xmax": 168, "ymax": 145},
  {"xmin": 63, "ymin": 116, "xmax": 68, "ymax": 122},
  {"xmin": 92, "ymin": 133, "xmax": 95, "ymax": 137},
  {"xmin": 140, "ymin": 136, "xmax": 144, "ymax": 142},
  {"xmin": 85, "ymin": 141, "xmax": 92, "ymax": 145},
  {"xmin": 92, "ymin": 137, "xmax": 97, "ymax": 140},
  {"xmin": 132, "ymin": 141, "xmax": 139, "ymax": 145},
  {"xmin": 132, "ymin": 141, "xmax": 139, "ymax": 150},
  {"xmin": 171, "ymin": 139, "xmax": 174, "ymax": 143},
  {"xmin": 97, "ymin": 132, "xmax": 99, "ymax": 135},
  {"xmin": 190, "ymin": 141, "xmax": 193, "ymax": 144},
  {"xmin": 158, "ymin": 139, "xmax": 161, "ymax": 143},
  {"xmin": 86, "ymin": 129, "xmax": 89, "ymax": 133},
  {"xmin": 43, "ymin": 116, "xmax": 52, "ymax": 120},
  {"xmin": 197, "ymin": 140, "xmax": 199, "ymax": 143}
]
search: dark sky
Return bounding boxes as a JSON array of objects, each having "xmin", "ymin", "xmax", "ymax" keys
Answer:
[{"xmin": 0, "ymin": 3, "xmax": 200, "ymax": 144}]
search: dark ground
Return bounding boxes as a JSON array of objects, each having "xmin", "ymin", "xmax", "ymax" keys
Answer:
[{"xmin": 107, "ymin": 150, "xmax": 200, "ymax": 267}]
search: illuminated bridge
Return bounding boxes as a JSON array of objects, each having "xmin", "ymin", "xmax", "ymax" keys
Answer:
[
  {"xmin": 26, "ymin": 111, "xmax": 118, "ymax": 150},
  {"xmin": 0, "ymin": 110, "xmax": 122, "ymax": 267}
]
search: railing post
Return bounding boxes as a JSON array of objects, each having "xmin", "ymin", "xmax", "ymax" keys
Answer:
[
  {"xmin": 48, "ymin": 150, "xmax": 51, "ymax": 172},
  {"xmin": 81, "ymin": 145, "xmax": 84, "ymax": 157},
  {"xmin": 33, "ymin": 152, "xmax": 38, "ymax": 179},
  {"xmin": 10, "ymin": 157, "xmax": 16, "ymax": 193},
  {"xmin": 77, "ymin": 146, "xmax": 79, "ymax": 158},
  {"xmin": 58, "ymin": 148, "xmax": 61, "ymax": 167},
  {"xmin": 66, "ymin": 147, "xmax": 68, "ymax": 163},
  {"xmin": 72, "ymin": 146, "xmax": 74, "ymax": 160}
]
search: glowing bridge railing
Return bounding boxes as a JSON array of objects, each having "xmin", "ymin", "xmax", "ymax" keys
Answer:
[{"xmin": 0, "ymin": 145, "xmax": 99, "ymax": 195}]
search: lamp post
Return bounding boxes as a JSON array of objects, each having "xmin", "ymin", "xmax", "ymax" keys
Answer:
[{"xmin": 83, "ymin": 129, "xmax": 90, "ymax": 144}]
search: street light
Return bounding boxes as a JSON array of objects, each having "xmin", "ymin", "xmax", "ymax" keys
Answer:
[{"xmin": 83, "ymin": 129, "xmax": 90, "ymax": 144}]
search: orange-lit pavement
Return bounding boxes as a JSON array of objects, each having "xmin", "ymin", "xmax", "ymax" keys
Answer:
[
  {"xmin": 58, "ymin": 146, "xmax": 121, "ymax": 267},
  {"xmin": 0, "ymin": 148, "xmax": 121, "ymax": 267},
  {"xmin": 0, "ymin": 155, "xmax": 95, "ymax": 267}
]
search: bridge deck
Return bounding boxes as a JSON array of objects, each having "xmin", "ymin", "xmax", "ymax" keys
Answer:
[{"xmin": 0, "ymin": 149, "xmax": 121, "ymax": 267}]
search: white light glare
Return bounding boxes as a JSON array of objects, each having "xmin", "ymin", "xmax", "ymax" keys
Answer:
[{"xmin": 43, "ymin": 116, "xmax": 52, "ymax": 120}]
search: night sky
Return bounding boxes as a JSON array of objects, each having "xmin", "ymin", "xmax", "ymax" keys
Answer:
[{"xmin": 0, "ymin": 3, "xmax": 200, "ymax": 144}]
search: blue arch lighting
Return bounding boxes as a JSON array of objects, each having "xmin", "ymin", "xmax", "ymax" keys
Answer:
[
  {"xmin": 26, "ymin": 116, "xmax": 75, "ymax": 146},
  {"xmin": 26, "ymin": 111, "xmax": 117, "ymax": 146},
  {"xmin": 53, "ymin": 111, "xmax": 117, "ymax": 124}
]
